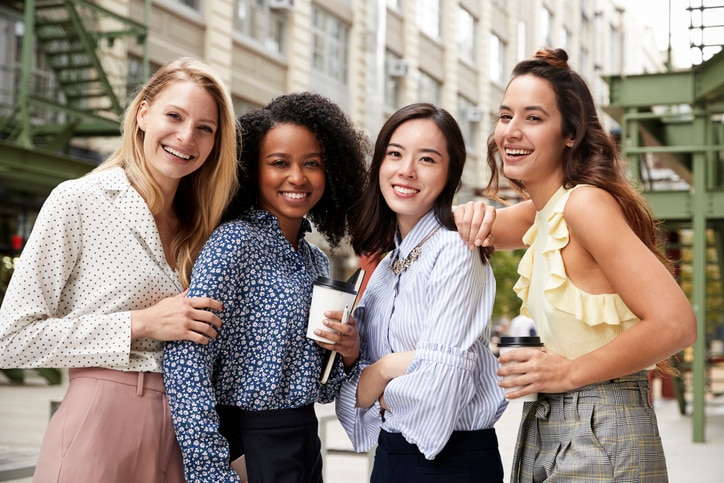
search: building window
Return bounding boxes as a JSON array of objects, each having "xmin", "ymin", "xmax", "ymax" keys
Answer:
[
  {"xmin": 311, "ymin": 7, "xmax": 349, "ymax": 84},
  {"xmin": 489, "ymin": 33, "xmax": 506, "ymax": 85},
  {"xmin": 309, "ymin": 7, "xmax": 350, "ymax": 109},
  {"xmin": 517, "ymin": 19, "xmax": 527, "ymax": 60},
  {"xmin": 457, "ymin": 95, "xmax": 479, "ymax": 150},
  {"xmin": 233, "ymin": 0, "xmax": 287, "ymax": 55},
  {"xmin": 455, "ymin": 7, "xmax": 476, "ymax": 64},
  {"xmin": 610, "ymin": 24, "xmax": 619, "ymax": 72},
  {"xmin": 177, "ymin": 0, "xmax": 201, "ymax": 10},
  {"xmin": 539, "ymin": 7, "xmax": 551, "ymax": 47},
  {"xmin": 384, "ymin": 51, "xmax": 404, "ymax": 110},
  {"xmin": 418, "ymin": 70, "xmax": 441, "ymax": 105},
  {"xmin": 580, "ymin": 47, "xmax": 591, "ymax": 80},
  {"xmin": 417, "ymin": 0, "xmax": 441, "ymax": 40}
]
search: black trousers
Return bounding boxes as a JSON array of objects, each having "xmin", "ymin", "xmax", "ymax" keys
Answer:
[
  {"xmin": 217, "ymin": 404, "xmax": 323, "ymax": 483},
  {"xmin": 371, "ymin": 428, "xmax": 504, "ymax": 483}
]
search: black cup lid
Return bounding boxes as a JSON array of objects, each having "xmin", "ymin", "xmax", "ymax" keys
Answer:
[
  {"xmin": 497, "ymin": 336, "xmax": 544, "ymax": 347},
  {"xmin": 313, "ymin": 276, "xmax": 357, "ymax": 294}
]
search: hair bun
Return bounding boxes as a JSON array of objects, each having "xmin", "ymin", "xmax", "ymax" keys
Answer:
[{"xmin": 533, "ymin": 48, "xmax": 569, "ymax": 69}]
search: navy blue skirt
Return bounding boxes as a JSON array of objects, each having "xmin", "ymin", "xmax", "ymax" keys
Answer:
[{"xmin": 371, "ymin": 428, "xmax": 504, "ymax": 483}]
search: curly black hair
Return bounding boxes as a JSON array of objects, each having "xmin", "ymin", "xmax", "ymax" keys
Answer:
[{"xmin": 223, "ymin": 92, "xmax": 370, "ymax": 249}]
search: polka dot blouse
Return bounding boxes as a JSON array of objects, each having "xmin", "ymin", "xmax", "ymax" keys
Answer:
[{"xmin": 0, "ymin": 167, "xmax": 183, "ymax": 373}]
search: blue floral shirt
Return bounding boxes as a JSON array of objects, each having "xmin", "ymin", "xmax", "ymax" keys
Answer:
[{"xmin": 163, "ymin": 210, "xmax": 347, "ymax": 482}]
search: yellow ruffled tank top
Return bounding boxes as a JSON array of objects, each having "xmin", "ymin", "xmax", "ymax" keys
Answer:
[{"xmin": 513, "ymin": 185, "xmax": 640, "ymax": 360}]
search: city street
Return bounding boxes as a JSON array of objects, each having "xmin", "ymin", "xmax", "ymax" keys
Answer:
[{"xmin": 1, "ymin": 371, "xmax": 723, "ymax": 482}]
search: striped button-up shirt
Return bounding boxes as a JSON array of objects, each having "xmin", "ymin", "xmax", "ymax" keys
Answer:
[{"xmin": 335, "ymin": 210, "xmax": 507, "ymax": 460}]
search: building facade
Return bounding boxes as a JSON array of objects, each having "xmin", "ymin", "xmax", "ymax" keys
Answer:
[{"xmin": 0, "ymin": 0, "xmax": 663, "ymax": 257}]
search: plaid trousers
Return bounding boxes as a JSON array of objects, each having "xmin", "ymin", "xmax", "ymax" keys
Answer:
[{"xmin": 509, "ymin": 371, "xmax": 668, "ymax": 482}]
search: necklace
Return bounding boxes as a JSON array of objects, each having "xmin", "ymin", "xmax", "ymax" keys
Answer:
[{"xmin": 391, "ymin": 226, "xmax": 441, "ymax": 275}]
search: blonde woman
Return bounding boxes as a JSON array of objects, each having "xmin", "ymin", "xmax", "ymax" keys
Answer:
[{"xmin": 0, "ymin": 57, "xmax": 238, "ymax": 482}]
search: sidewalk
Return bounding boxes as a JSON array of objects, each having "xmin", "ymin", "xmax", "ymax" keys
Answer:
[{"xmin": 1, "ymin": 372, "xmax": 723, "ymax": 482}]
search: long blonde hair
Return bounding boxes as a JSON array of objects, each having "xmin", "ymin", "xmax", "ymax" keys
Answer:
[{"xmin": 96, "ymin": 57, "xmax": 239, "ymax": 287}]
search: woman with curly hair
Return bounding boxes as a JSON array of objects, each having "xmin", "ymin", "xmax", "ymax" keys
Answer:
[
  {"xmin": 455, "ymin": 48, "xmax": 696, "ymax": 482},
  {"xmin": 163, "ymin": 92, "xmax": 370, "ymax": 483}
]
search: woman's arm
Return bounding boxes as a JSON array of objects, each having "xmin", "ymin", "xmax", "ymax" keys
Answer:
[
  {"xmin": 498, "ymin": 187, "xmax": 697, "ymax": 397},
  {"xmin": 0, "ymin": 183, "xmax": 132, "ymax": 368},
  {"xmin": 164, "ymin": 229, "xmax": 243, "ymax": 482},
  {"xmin": 355, "ymin": 350, "xmax": 415, "ymax": 408},
  {"xmin": 454, "ymin": 200, "xmax": 536, "ymax": 250}
]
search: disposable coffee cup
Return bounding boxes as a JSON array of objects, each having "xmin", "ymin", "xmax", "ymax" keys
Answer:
[
  {"xmin": 497, "ymin": 336, "xmax": 544, "ymax": 402},
  {"xmin": 307, "ymin": 276, "xmax": 357, "ymax": 344}
]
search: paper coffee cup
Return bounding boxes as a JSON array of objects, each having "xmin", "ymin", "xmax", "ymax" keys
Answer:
[
  {"xmin": 497, "ymin": 336, "xmax": 544, "ymax": 402},
  {"xmin": 306, "ymin": 276, "xmax": 357, "ymax": 343}
]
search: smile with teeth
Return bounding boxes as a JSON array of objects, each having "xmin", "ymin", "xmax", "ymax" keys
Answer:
[
  {"xmin": 505, "ymin": 148, "xmax": 533, "ymax": 156},
  {"xmin": 164, "ymin": 146, "xmax": 192, "ymax": 160},
  {"xmin": 282, "ymin": 191, "xmax": 308, "ymax": 200},
  {"xmin": 393, "ymin": 185, "xmax": 419, "ymax": 195}
]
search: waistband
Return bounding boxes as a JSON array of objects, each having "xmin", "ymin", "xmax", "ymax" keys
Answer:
[
  {"xmin": 540, "ymin": 370, "xmax": 650, "ymax": 406},
  {"xmin": 378, "ymin": 428, "xmax": 498, "ymax": 455},
  {"xmin": 216, "ymin": 404, "xmax": 318, "ymax": 430},
  {"xmin": 69, "ymin": 367, "xmax": 165, "ymax": 396}
]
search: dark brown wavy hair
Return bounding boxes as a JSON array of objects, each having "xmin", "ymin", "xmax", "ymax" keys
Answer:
[
  {"xmin": 485, "ymin": 48, "xmax": 672, "ymax": 272},
  {"xmin": 486, "ymin": 48, "xmax": 677, "ymax": 374}
]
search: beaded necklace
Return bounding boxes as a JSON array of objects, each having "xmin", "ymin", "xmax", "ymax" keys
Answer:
[{"xmin": 391, "ymin": 226, "xmax": 441, "ymax": 275}]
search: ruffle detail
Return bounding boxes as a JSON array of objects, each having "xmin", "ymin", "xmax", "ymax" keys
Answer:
[{"xmin": 513, "ymin": 187, "xmax": 638, "ymax": 327}]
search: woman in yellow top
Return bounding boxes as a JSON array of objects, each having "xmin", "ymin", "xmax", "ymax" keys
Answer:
[{"xmin": 455, "ymin": 48, "xmax": 696, "ymax": 482}]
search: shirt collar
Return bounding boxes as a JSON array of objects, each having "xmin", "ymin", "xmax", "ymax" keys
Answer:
[
  {"xmin": 247, "ymin": 209, "xmax": 313, "ymax": 239},
  {"xmin": 393, "ymin": 210, "xmax": 440, "ymax": 258}
]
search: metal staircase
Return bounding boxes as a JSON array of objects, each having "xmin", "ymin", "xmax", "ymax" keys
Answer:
[
  {"xmin": 603, "ymin": 1, "xmax": 724, "ymax": 444},
  {"xmin": 0, "ymin": 0, "xmax": 148, "ymax": 197}
]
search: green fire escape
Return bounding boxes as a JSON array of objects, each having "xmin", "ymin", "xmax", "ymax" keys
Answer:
[
  {"xmin": 0, "ymin": 0, "xmax": 149, "ymax": 198},
  {"xmin": 604, "ymin": 2, "xmax": 724, "ymax": 443}
]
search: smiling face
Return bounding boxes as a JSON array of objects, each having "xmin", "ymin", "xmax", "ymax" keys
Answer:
[
  {"xmin": 257, "ymin": 123, "xmax": 326, "ymax": 245},
  {"xmin": 379, "ymin": 118, "xmax": 449, "ymax": 238},
  {"xmin": 137, "ymin": 80, "xmax": 218, "ymax": 193},
  {"xmin": 494, "ymin": 74, "xmax": 571, "ymax": 198}
]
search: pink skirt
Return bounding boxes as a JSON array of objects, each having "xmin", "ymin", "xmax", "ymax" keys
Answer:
[{"xmin": 32, "ymin": 368, "xmax": 184, "ymax": 483}]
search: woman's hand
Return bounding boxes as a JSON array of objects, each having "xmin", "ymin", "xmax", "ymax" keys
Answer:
[
  {"xmin": 315, "ymin": 310, "xmax": 360, "ymax": 369},
  {"xmin": 496, "ymin": 348, "xmax": 575, "ymax": 399},
  {"xmin": 131, "ymin": 290, "xmax": 223, "ymax": 344},
  {"xmin": 453, "ymin": 201, "xmax": 496, "ymax": 250}
]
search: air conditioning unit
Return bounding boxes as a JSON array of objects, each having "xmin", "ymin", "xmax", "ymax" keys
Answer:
[
  {"xmin": 269, "ymin": 0, "xmax": 294, "ymax": 11},
  {"xmin": 464, "ymin": 107, "xmax": 483, "ymax": 122},
  {"xmin": 388, "ymin": 59, "xmax": 408, "ymax": 78}
]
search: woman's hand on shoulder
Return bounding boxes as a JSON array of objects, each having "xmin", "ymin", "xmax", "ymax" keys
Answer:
[
  {"xmin": 131, "ymin": 290, "xmax": 223, "ymax": 344},
  {"xmin": 453, "ymin": 199, "xmax": 535, "ymax": 250},
  {"xmin": 453, "ymin": 201, "xmax": 496, "ymax": 250}
]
